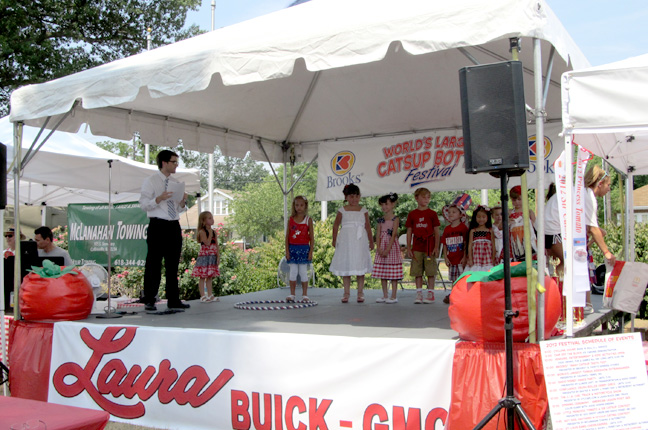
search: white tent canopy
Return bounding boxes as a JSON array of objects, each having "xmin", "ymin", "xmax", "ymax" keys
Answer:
[
  {"xmin": 0, "ymin": 117, "xmax": 200, "ymax": 206},
  {"xmin": 562, "ymin": 53, "xmax": 648, "ymax": 175},
  {"xmin": 10, "ymin": 0, "xmax": 589, "ymax": 167}
]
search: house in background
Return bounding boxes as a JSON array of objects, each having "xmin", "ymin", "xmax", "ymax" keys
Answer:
[
  {"xmin": 181, "ymin": 188, "xmax": 234, "ymax": 230},
  {"xmin": 633, "ymin": 184, "xmax": 648, "ymax": 223}
]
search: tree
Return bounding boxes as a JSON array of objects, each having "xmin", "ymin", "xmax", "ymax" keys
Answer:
[{"xmin": 1, "ymin": 0, "xmax": 203, "ymax": 115}]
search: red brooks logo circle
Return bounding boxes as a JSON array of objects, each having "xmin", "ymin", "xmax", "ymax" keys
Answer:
[
  {"xmin": 528, "ymin": 135, "xmax": 552, "ymax": 162},
  {"xmin": 331, "ymin": 151, "xmax": 355, "ymax": 176}
]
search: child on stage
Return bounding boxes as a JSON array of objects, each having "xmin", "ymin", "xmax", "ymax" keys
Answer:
[
  {"xmin": 191, "ymin": 211, "xmax": 220, "ymax": 302},
  {"xmin": 285, "ymin": 195, "xmax": 314, "ymax": 302},
  {"xmin": 372, "ymin": 193, "xmax": 402, "ymax": 304},
  {"xmin": 329, "ymin": 184, "xmax": 374, "ymax": 303},
  {"xmin": 405, "ymin": 187, "xmax": 440, "ymax": 304}
]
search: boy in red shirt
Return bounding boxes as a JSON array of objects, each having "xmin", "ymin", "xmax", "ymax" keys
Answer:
[
  {"xmin": 440, "ymin": 203, "xmax": 469, "ymax": 304},
  {"xmin": 406, "ymin": 187, "xmax": 440, "ymax": 304}
]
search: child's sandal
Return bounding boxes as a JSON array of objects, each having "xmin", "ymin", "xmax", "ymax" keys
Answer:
[
  {"xmin": 357, "ymin": 292, "xmax": 365, "ymax": 303},
  {"xmin": 341, "ymin": 293, "xmax": 350, "ymax": 303},
  {"xmin": 200, "ymin": 296, "xmax": 208, "ymax": 303}
]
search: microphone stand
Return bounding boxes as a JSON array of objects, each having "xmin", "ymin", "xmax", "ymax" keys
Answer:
[{"xmin": 97, "ymin": 160, "xmax": 121, "ymax": 319}]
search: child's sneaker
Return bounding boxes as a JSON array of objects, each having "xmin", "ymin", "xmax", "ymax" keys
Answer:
[
  {"xmin": 386, "ymin": 298, "xmax": 398, "ymax": 304},
  {"xmin": 376, "ymin": 297, "xmax": 387, "ymax": 303},
  {"xmin": 414, "ymin": 289, "xmax": 423, "ymax": 304},
  {"xmin": 423, "ymin": 290, "xmax": 435, "ymax": 304}
]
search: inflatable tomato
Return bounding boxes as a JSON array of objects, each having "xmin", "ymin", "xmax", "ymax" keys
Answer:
[
  {"xmin": 20, "ymin": 263, "xmax": 94, "ymax": 321},
  {"xmin": 448, "ymin": 273, "xmax": 561, "ymax": 342}
]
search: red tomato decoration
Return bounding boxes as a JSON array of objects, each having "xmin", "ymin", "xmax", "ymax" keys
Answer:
[
  {"xmin": 20, "ymin": 271, "xmax": 94, "ymax": 321},
  {"xmin": 448, "ymin": 275, "xmax": 561, "ymax": 342}
]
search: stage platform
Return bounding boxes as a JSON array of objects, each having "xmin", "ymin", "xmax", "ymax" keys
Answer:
[{"xmin": 85, "ymin": 286, "xmax": 611, "ymax": 340}]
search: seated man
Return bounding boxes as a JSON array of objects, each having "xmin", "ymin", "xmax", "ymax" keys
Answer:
[{"xmin": 34, "ymin": 226, "xmax": 73, "ymax": 267}]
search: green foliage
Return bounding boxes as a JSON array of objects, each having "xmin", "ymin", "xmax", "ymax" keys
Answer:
[
  {"xmin": 1, "ymin": 0, "xmax": 203, "ymax": 115},
  {"xmin": 589, "ymin": 222, "xmax": 648, "ymax": 265}
]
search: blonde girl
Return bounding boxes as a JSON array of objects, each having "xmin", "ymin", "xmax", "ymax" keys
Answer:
[
  {"xmin": 285, "ymin": 196, "xmax": 314, "ymax": 302},
  {"xmin": 329, "ymin": 184, "xmax": 374, "ymax": 303},
  {"xmin": 191, "ymin": 211, "xmax": 220, "ymax": 302}
]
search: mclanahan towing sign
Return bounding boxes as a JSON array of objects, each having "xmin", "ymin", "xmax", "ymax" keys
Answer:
[{"xmin": 316, "ymin": 124, "xmax": 561, "ymax": 200}]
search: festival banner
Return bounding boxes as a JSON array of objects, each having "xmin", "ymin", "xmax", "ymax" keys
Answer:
[
  {"xmin": 67, "ymin": 202, "xmax": 148, "ymax": 267},
  {"xmin": 49, "ymin": 322, "xmax": 456, "ymax": 430},
  {"xmin": 573, "ymin": 146, "xmax": 591, "ymax": 294},
  {"xmin": 554, "ymin": 147, "xmax": 590, "ymax": 305},
  {"xmin": 316, "ymin": 123, "xmax": 562, "ymax": 200}
]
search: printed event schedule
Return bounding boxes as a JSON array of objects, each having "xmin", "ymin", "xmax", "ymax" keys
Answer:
[{"xmin": 540, "ymin": 333, "xmax": 648, "ymax": 430}]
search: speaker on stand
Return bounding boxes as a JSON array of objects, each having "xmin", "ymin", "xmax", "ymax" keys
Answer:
[
  {"xmin": 459, "ymin": 61, "xmax": 529, "ymax": 176},
  {"xmin": 459, "ymin": 61, "xmax": 536, "ymax": 430}
]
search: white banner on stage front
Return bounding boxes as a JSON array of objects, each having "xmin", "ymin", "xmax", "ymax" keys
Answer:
[
  {"xmin": 49, "ymin": 322, "xmax": 456, "ymax": 430},
  {"xmin": 316, "ymin": 123, "xmax": 563, "ymax": 200}
]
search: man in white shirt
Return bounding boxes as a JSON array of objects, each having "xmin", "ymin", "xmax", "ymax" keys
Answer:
[
  {"xmin": 34, "ymin": 226, "xmax": 73, "ymax": 267},
  {"xmin": 139, "ymin": 150, "xmax": 189, "ymax": 312}
]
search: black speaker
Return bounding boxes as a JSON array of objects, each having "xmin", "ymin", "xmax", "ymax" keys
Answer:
[
  {"xmin": 0, "ymin": 143, "xmax": 5, "ymax": 209},
  {"xmin": 459, "ymin": 61, "xmax": 529, "ymax": 175}
]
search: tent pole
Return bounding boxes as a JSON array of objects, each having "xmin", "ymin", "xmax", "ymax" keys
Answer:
[
  {"xmin": 12, "ymin": 122, "xmax": 23, "ymax": 320},
  {"xmin": 541, "ymin": 46, "xmax": 556, "ymax": 108},
  {"xmin": 626, "ymin": 170, "xmax": 635, "ymax": 332},
  {"xmin": 534, "ymin": 38, "xmax": 546, "ymax": 341},
  {"xmin": 625, "ymin": 170, "xmax": 633, "ymax": 262},
  {"xmin": 564, "ymin": 136, "xmax": 574, "ymax": 337},
  {"xmin": 97, "ymin": 160, "xmax": 121, "ymax": 319},
  {"xmin": 21, "ymin": 101, "xmax": 78, "ymax": 170},
  {"xmin": 283, "ymin": 149, "xmax": 288, "ymax": 234},
  {"xmin": 285, "ymin": 153, "xmax": 318, "ymax": 196},
  {"xmin": 257, "ymin": 139, "xmax": 286, "ymax": 194},
  {"xmin": 511, "ymin": 38, "xmax": 537, "ymax": 343}
]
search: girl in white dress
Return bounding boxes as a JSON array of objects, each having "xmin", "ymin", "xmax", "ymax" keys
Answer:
[{"xmin": 329, "ymin": 184, "xmax": 375, "ymax": 303}]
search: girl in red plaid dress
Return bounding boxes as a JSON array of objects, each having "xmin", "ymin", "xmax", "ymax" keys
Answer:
[
  {"xmin": 465, "ymin": 206, "xmax": 496, "ymax": 273},
  {"xmin": 372, "ymin": 193, "xmax": 402, "ymax": 304}
]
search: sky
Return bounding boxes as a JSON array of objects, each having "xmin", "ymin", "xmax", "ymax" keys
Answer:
[{"xmin": 185, "ymin": 0, "xmax": 648, "ymax": 67}]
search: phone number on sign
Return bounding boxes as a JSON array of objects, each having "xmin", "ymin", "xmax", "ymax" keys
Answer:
[{"xmin": 114, "ymin": 259, "xmax": 145, "ymax": 266}]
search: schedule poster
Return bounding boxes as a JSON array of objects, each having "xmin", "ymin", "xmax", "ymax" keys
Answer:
[{"xmin": 540, "ymin": 333, "xmax": 648, "ymax": 430}]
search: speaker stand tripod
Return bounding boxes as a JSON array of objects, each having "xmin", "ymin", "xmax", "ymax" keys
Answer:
[{"xmin": 473, "ymin": 171, "xmax": 535, "ymax": 430}]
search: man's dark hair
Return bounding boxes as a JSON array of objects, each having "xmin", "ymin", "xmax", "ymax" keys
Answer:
[
  {"xmin": 156, "ymin": 150, "xmax": 179, "ymax": 169},
  {"xmin": 35, "ymin": 226, "xmax": 53, "ymax": 241}
]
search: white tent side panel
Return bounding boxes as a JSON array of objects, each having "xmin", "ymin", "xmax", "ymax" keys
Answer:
[
  {"xmin": 563, "ymin": 54, "xmax": 648, "ymax": 134},
  {"xmin": 562, "ymin": 53, "xmax": 648, "ymax": 175}
]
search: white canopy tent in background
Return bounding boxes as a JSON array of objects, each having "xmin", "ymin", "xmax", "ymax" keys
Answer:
[
  {"xmin": 0, "ymin": 116, "xmax": 200, "ymax": 207},
  {"xmin": 562, "ymin": 53, "xmax": 648, "ymax": 336},
  {"xmin": 8, "ymin": 0, "xmax": 591, "ymax": 340}
]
